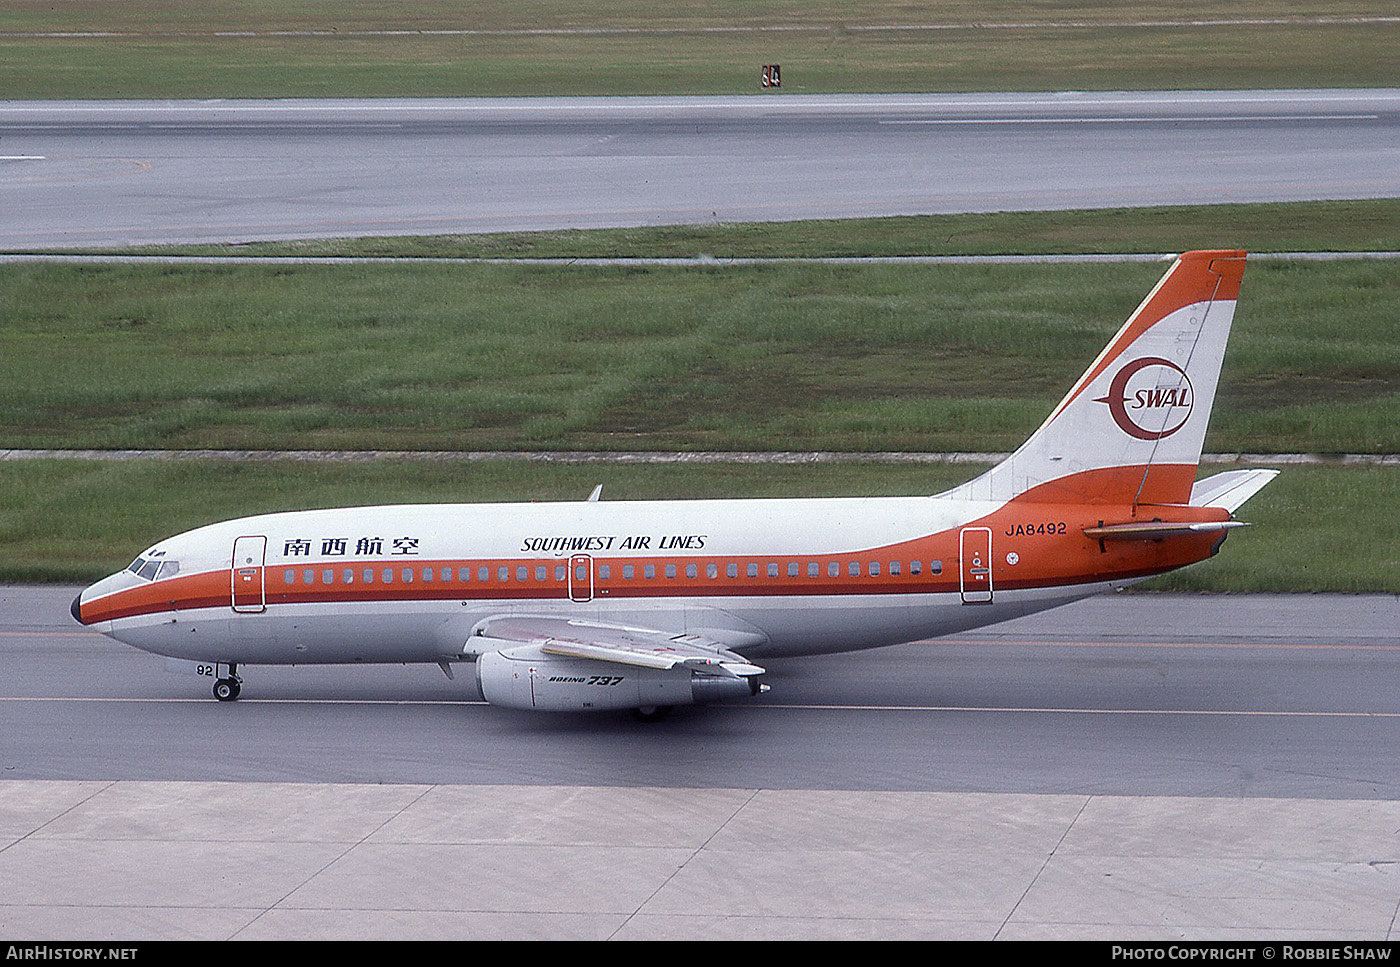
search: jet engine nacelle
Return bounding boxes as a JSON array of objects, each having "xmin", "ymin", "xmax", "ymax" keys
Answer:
[{"xmin": 475, "ymin": 646, "xmax": 763, "ymax": 712}]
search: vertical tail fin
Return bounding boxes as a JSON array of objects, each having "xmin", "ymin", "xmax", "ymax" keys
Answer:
[{"xmin": 945, "ymin": 250, "xmax": 1247, "ymax": 506}]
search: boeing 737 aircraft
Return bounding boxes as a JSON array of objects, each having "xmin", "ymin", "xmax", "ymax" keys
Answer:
[{"xmin": 72, "ymin": 250, "xmax": 1276, "ymax": 717}]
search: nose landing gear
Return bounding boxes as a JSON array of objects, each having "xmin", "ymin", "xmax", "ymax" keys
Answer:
[{"xmin": 213, "ymin": 664, "xmax": 242, "ymax": 702}]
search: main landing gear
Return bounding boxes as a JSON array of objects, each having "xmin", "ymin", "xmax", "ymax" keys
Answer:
[{"xmin": 213, "ymin": 663, "xmax": 242, "ymax": 702}]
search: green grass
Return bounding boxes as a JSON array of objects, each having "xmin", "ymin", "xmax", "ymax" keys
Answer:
[
  {"xmin": 92, "ymin": 200, "xmax": 1400, "ymax": 261},
  {"xmin": 1, "ymin": 1, "xmax": 1396, "ymax": 97},
  {"xmin": 1, "ymin": 459, "xmax": 1392, "ymax": 591},
  {"xmin": 2, "ymin": 257, "xmax": 1397, "ymax": 454},
  {"xmin": 6, "ymin": 1, "xmax": 1389, "ymax": 33}
]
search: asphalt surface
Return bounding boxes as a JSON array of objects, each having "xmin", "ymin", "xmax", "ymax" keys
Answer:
[
  {"xmin": 3, "ymin": 90, "xmax": 1398, "ymax": 247},
  {"xmin": 5, "ymin": 585, "xmax": 1398, "ymax": 799}
]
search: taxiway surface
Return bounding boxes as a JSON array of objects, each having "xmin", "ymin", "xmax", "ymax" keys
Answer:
[
  {"xmin": 3, "ymin": 90, "xmax": 1399, "ymax": 247},
  {"xmin": 5, "ymin": 586, "xmax": 1398, "ymax": 799}
]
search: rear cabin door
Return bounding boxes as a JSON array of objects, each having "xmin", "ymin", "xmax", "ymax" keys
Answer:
[
  {"xmin": 231, "ymin": 535, "xmax": 267, "ymax": 613},
  {"xmin": 959, "ymin": 527, "xmax": 993, "ymax": 605}
]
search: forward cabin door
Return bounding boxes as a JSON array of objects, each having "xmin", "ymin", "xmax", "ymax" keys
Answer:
[
  {"xmin": 231, "ymin": 535, "xmax": 267, "ymax": 613},
  {"xmin": 959, "ymin": 527, "xmax": 993, "ymax": 604}
]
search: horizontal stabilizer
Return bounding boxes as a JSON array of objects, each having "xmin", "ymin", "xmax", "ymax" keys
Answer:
[{"xmin": 1189, "ymin": 468, "xmax": 1280, "ymax": 512}]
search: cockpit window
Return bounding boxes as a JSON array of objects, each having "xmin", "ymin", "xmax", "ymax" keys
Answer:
[{"xmin": 127, "ymin": 557, "xmax": 180, "ymax": 581}]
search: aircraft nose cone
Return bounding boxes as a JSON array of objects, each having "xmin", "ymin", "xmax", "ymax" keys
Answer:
[{"xmin": 71, "ymin": 592, "xmax": 84, "ymax": 625}]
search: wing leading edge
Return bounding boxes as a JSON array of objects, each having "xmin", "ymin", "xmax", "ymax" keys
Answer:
[{"xmin": 465, "ymin": 615, "xmax": 766, "ymax": 678}]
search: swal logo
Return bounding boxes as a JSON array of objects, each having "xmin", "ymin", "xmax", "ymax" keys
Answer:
[{"xmin": 1094, "ymin": 356, "xmax": 1194, "ymax": 440}]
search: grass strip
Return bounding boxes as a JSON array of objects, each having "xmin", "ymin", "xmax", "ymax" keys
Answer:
[
  {"xmin": 2, "ymin": 1, "xmax": 1396, "ymax": 97},
  {"xmin": 2, "ymin": 258, "xmax": 1397, "ymax": 454}
]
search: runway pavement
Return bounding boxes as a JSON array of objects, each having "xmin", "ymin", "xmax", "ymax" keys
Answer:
[
  {"xmin": 5, "ymin": 586, "xmax": 1399, "ymax": 793},
  {"xmin": 3, "ymin": 90, "xmax": 1399, "ymax": 247},
  {"xmin": 3, "ymin": 586, "xmax": 1399, "ymax": 939}
]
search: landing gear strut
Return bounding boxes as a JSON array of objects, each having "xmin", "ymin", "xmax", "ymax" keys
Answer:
[
  {"xmin": 631, "ymin": 705, "xmax": 672, "ymax": 723},
  {"xmin": 213, "ymin": 663, "xmax": 242, "ymax": 702}
]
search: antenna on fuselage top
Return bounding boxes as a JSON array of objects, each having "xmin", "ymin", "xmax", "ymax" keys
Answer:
[{"xmin": 587, "ymin": 485, "xmax": 603, "ymax": 502}]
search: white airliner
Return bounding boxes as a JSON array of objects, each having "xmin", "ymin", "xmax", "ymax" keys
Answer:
[{"xmin": 73, "ymin": 250, "xmax": 1276, "ymax": 718}]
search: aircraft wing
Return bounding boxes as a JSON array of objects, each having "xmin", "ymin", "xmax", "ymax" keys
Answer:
[{"xmin": 465, "ymin": 615, "xmax": 765, "ymax": 679}]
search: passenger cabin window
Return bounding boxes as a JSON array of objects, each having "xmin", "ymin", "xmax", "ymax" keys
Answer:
[{"xmin": 930, "ymin": 560, "xmax": 943, "ymax": 574}]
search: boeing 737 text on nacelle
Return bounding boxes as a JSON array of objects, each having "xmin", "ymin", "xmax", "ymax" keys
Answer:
[{"xmin": 73, "ymin": 251, "xmax": 1277, "ymax": 718}]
